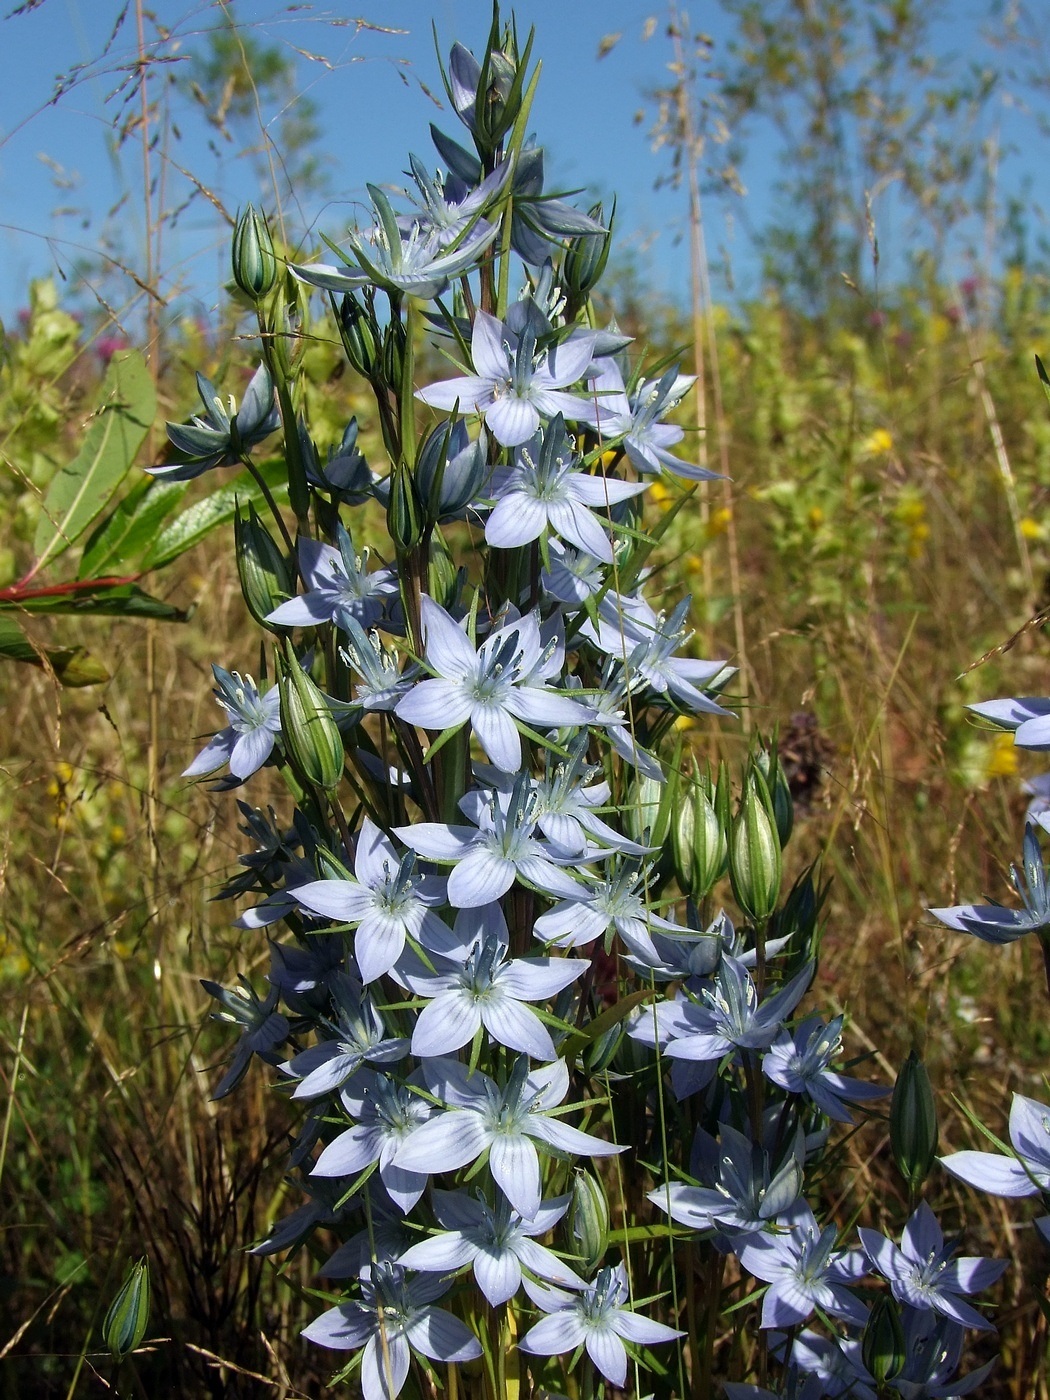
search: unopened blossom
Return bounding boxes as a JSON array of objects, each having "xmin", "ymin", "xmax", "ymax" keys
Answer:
[
  {"xmin": 302, "ymin": 1261, "xmax": 481, "ymax": 1400},
  {"xmin": 859, "ymin": 1202, "xmax": 1006, "ymax": 1331},
  {"xmin": 737, "ymin": 1200, "xmax": 869, "ymax": 1329},
  {"xmin": 519, "ymin": 1262, "xmax": 682, "ymax": 1389},
  {"xmin": 266, "ymin": 527, "xmax": 398, "ymax": 633},
  {"xmin": 416, "ymin": 310, "xmax": 600, "ymax": 447},
  {"xmin": 183, "ymin": 666, "xmax": 281, "ymax": 783},
  {"xmin": 397, "ymin": 1190, "xmax": 585, "ymax": 1305},
  {"xmin": 394, "ymin": 597, "xmax": 593, "ymax": 774},
  {"xmin": 293, "ymin": 818, "xmax": 449, "ymax": 983},
  {"xmin": 485, "ymin": 417, "xmax": 646, "ymax": 562},
  {"xmin": 393, "ymin": 1057, "xmax": 623, "ymax": 1220},
  {"xmin": 941, "ymin": 1091, "xmax": 1050, "ymax": 1245},
  {"xmin": 763, "ymin": 1014, "xmax": 889, "ymax": 1123},
  {"xmin": 402, "ymin": 929, "xmax": 585, "ymax": 1059}
]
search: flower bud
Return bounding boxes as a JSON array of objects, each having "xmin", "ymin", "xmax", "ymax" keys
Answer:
[
  {"xmin": 382, "ymin": 315, "xmax": 408, "ymax": 396},
  {"xmin": 584, "ymin": 1020, "xmax": 624, "ymax": 1076},
  {"xmin": 563, "ymin": 200, "xmax": 612, "ymax": 309},
  {"xmin": 569, "ymin": 1170, "xmax": 610, "ymax": 1274},
  {"xmin": 729, "ymin": 765, "xmax": 783, "ymax": 923},
  {"xmin": 415, "ymin": 421, "xmax": 488, "ymax": 522},
  {"xmin": 231, "ymin": 205, "xmax": 277, "ymax": 301},
  {"xmin": 861, "ymin": 1295, "xmax": 906, "ymax": 1385},
  {"xmin": 337, "ymin": 292, "xmax": 380, "ymax": 379},
  {"xmin": 386, "ymin": 461, "xmax": 425, "ymax": 553},
  {"xmin": 673, "ymin": 770, "xmax": 728, "ymax": 901},
  {"xmin": 890, "ymin": 1050, "xmax": 938, "ymax": 1195},
  {"xmin": 102, "ymin": 1257, "xmax": 151, "ymax": 1360},
  {"xmin": 624, "ymin": 772, "xmax": 672, "ymax": 850},
  {"xmin": 278, "ymin": 643, "xmax": 344, "ymax": 790},
  {"xmin": 757, "ymin": 745, "xmax": 794, "ymax": 849},
  {"xmin": 235, "ymin": 503, "xmax": 294, "ymax": 629}
]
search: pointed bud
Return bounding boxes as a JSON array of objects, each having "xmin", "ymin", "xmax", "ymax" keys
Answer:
[
  {"xmin": 569, "ymin": 1170, "xmax": 610, "ymax": 1274},
  {"xmin": 382, "ymin": 316, "xmax": 408, "ymax": 396},
  {"xmin": 584, "ymin": 1020, "xmax": 624, "ymax": 1075},
  {"xmin": 624, "ymin": 772, "xmax": 673, "ymax": 849},
  {"xmin": 890, "ymin": 1050, "xmax": 938, "ymax": 1195},
  {"xmin": 729, "ymin": 764, "xmax": 783, "ymax": 923},
  {"xmin": 235, "ymin": 503, "xmax": 294, "ymax": 629},
  {"xmin": 102, "ymin": 1257, "xmax": 151, "ymax": 1360},
  {"xmin": 757, "ymin": 744, "xmax": 794, "ymax": 848},
  {"xmin": 861, "ymin": 1295, "xmax": 906, "ymax": 1385},
  {"xmin": 416, "ymin": 421, "xmax": 488, "ymax": 522},
  {"xmin": 231, "ymin": 205, "xmax": 277, "ymax": 301},
  {"xmin": 673, "ymin": 770, "xmax": 728, "ymax": 900},
  {"xmin": 387, "ymin": 461, "xmax": 425, "ymax": 552},
  {"xmin": 278, "ymin": 643, "xmax": 344, "ymax": 790},
  {"xmin": 337, "ymin": 292, "xmax": 380, "ymax": 379},
  {"xmin": 563, "ymin": 200, "xmax": 612, "ymax": 310}
]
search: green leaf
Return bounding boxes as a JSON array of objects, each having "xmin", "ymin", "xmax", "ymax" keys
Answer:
[
  {"xmin": 33, "ymin": 351, "xmax": 156, "ymax": 571},
  {"xmin": 140, "ymin": 459, "xmax": 289, "ymax": 571},
  {"xmin": 78, "ymin": 477, "xmax": 188, "ymax": 579},
  {"xmin": 0, "ymin": 613, "xmax": 109, "ymax": 685},
  {"xmin": 0, "ymin": 582, "xmax": 184, "ymax": 621},
  {"xmin": 560, "ymin": 989, "xmax": 656, "ymax": 1063}
]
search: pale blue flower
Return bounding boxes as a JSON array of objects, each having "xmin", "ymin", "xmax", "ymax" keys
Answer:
[
  {"xmin": 763, "ymin": 1015, "xmax": 889, "ymax": 1123},
  {"xmin": 540, "ymin": 539, "xmax": 605, "ymax": 607},
  {"xmin": 969, "ymin": 695, "xmax": 1050, "ymax": 749},
  {"xmin": 292, "ymin": 817, "xmax": 449, "ymax": 983},
  {"xmin": 400, "ymin": 152, "xmax": 510, "ymax": 249},
  {"xmin": 519, "ymin": 1262, "xmax": 682, "ymax": 1389},
  {"xmin": 533, "ymin": 859, "xmax": 682, "ymax": 955},
  {"xmin": 416, "ymin": 311, "xmax": 601, "ymax": 447},
  {"xmin": 397, "ymin": 1190, "xmax": 585, "ymax": 1305},
  {"xmin": 201, "ymin": 974, "xmax": 289, "ymax": 1100},
  {"xmin": 930, "ymin": 821, "xmax": 1050, "ymax": 943},
  {"xmin": 302, "ymin": 1261, "xmax": 481, "ymax": 1399},
  {"xmin": 588, "ymin": 357, "xmax": 718, "ymax": 481},
  {"xmin": 279, "ymin": 973, "xmax": 408, "ymax": 1099},
  {"xmin": 151, "ymin": 363, "xmax": 279, "ymax": 480},
  {"xmin": 892, "ymin": 1307, "xmax": 998, "ymax": 1397},
  {"xmin": 392, "ymin": 1057, "xmax": 623, "ymax": 1220},
  {"xmin": 859, "ymin": 1202, "xmax": 1006, "ymax": 1332},
  {"xmin": 394, "ymin": 596, "xmax": 594, "ymax": 774},
  {"xmin": 266, "ymin": 526, "xmax": 398, "ymax": 633},
  {"xmin": 941, "ymin": 1092, "xmax": 1050, "ymax": 1244},
  {"xmin": 312, "ymin": 1069, "xmax": 434, "ymax": 1213},
  {"xmin": 737, "ymin": 1200, "xmax": 869, "ymax": 1329},
  {"xmin": 292, "ymin": 183, "xmax": 499, "ymax": 300},
  {"xmin": 340, "ymin": 618, "xmax": 417, "ymax": 712},
  {"xmin": 183, "ymin": 666, "xmax": 281, "ymax": 782},
  {"xmin": 485, "ymin": 417, "xmax": 646, "ymax": 561},
  {"xmin": 402, "ymin": 928, "xmax": 585, "ymax": 1059},
  {"xmin": 658, "ymin": 957, "xmax": 814, "ymax": 1064}
]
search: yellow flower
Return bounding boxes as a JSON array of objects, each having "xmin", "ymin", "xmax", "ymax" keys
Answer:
[
  {"xmin": 985, "ymin": 732, "xmax": 1018, "ymax": 779},
  {"xmin": 1020, "ymin": 516, "xmax": 1044, "ymax": 541},
  {"xmin": 649, "ymin": 480, "xmax": 672, "ymax": 508},
  {"xmin": 706, "ymin": 506, "xmax": 732, "ymax": 538},
  {"xmin": 808, "ymin": 506, "xmax": 824, "ymax": 529},
  {"xmin": 860, "ymin": 428, "xmax": 894, "ymax": 456}
]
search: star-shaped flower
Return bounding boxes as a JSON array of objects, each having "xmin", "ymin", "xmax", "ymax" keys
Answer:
[
  {"xmin": 737, "ymin": 1200, "xmax": 869, "ymax": 1329},
  {"xmin": 183, "ymin": 666, "xmax": 281, "ymax": 783},
  {"xmin": 941, "ymin": 1091, "xmax": 1050, "ymax": 1244},
  {"xmin": 266, "ymin": 526, "xmax": 398, "ymax": 633}
]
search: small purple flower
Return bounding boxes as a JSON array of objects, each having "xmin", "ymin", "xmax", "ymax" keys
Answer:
[
  {"xmin": 183, "ymin": 666, "xmax": 281, "ymax": 783},
  {"xmin": 416, "ymin": 311, "xmax": 600, "ymax": 447},
  {"xmin": 737, "ymin": 1200, "xmax": 869, "ymax": 1329},
  {"xmin": 519, "ymin": 1262, "xmax": 682, "ymax": 1389},
  {"xmin": 763, "ymin": 1015, "xmax": 889, "ymax": 1123},
  {"xmin": 397, "ymin": 1190, "xmax": 585, "ymax": 1305},
  {"xmin": 302, "ymin": 1261, "xmax": 481, "ymax": 1400},
  {"xmin": 392, "ymin": 1057, "xmax": 623, "ymax": 1220},
  {"xmin": 859, "ymin": 1202, "xmax": 1006, "ymax": 1332}
]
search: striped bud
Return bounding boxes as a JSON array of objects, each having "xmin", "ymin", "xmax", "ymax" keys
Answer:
[
  {"xmin": 890, "ymin": 1050, "xmax": 938, "ymax": 1196},
  {"xmin": 569, "ymin": 1171, "xmax": 610, "ymax": 1274},
  {"xmin": 231, "ymin": 205, "xmax": 277, "ymax": 301},
  {"xmin": 729, "ymin": 764, "xmax": 783, "ymax": 923},
  {"xmin": 102, "ymin": 1257, "xmax": 151, "ymax": 1360},
  {"xmin": 235, "ymin": 503, "xmax": 294, "ymax": 629},
  {"xmin": 278, "ymin": 643, "xmax": 344, "ymax": 790}
]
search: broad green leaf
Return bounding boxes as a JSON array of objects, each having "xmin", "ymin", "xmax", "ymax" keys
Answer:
[
  {"xmin": 0, "ymin": 612, "xmax": 109, "ymax": 685},
  {"xmin": 34, "ymin": 351, "xmax": 156, "ymax": 571},
  {"xmin": 1, "ymin": 582, "xmax": 184, "ymax": 621},
  {"xmin": 78, "ymin": 477, "xmax": 188, "ymax": 579},
  {"xmin": 141, "ymin": 459, "xmax": 289, "ymax": 572}
]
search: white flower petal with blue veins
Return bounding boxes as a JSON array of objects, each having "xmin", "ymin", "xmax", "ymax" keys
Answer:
[
  {"xmin": 481, "ymin": 995, "xmax": 555, "ymax": 1059},
  {"xmin": 489, "ymin": 1133, "xmax": 542, "ymax": 1219},
  {"xmin": 360, "ymin": 1332, "xmax": 411, "ymax": 1400},
  {"xmin": 411, "ymin": 992, "xmax": 483, "ymax": 1056}
]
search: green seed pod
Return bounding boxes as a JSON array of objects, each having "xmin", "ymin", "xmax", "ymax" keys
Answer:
[
  {"xmin": 231, "ymin": 205, "xmax": 277, "ymax": 301},
  {"xmin": 337, "ymin": 292, "xmax": 380, "ymax": 379},
  {"xmin": 624, "ymin": 772, "xmax": 673, "ymax": 849},
  {"xmin": 278, "ymin": 642, "xmax": 344, "ymax": 791},
  {"xmin": 569, "ymin": 1170, "xmax": 610, "ymax": 1274},
  {"xmin": 102, "ymin": 1256, "xmax": 151, "ymax": 1360},
  {"xmin": 861, "ymin": 1295, "xmax": 906, "ymax": 1385},
  {"xmin": 729, "ymin": 764, "xmax": 783, "ymax": 923},
  {"xmin": 387, "ymin": 461, "xmax": 425, "ymax": 553},
  {"xmin": 673, "ymin": 770, "xmax": 728, "ymax": 901},
  {"xmin": 890, "ymin": 1050, "xmax": 938, "ymax": 1195},
  {"xmin": 382, "ymin": 315, "xmax": 408, "ymax": 397},
  {"xmin": 234, "ymin": 503, "xmax": 294, "ymax": 629}
]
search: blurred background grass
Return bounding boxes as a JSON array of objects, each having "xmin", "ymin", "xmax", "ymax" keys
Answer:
[{"xmin": 3, "ymin": 1, "xmax": 1050, "ymax": 1394}]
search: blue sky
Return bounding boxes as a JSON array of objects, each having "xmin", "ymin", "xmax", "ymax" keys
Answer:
[{"xmin": 0, "ymin": 0, "xmax": 1040, "ymax": 326}]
